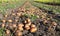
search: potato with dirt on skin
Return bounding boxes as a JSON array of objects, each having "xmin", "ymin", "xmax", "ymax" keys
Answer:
[
  {"xmin": 12, "ymin": 13, "xmax": 16, "ymax": 16},
  {"xmin": 12, "ymin": 24, "xmax": 17, "ymax": 28},
  {"xmin": 25, "ymin": 24, "xmax": 30, "ymax": 30},
  {"xmin": 18, "ymin": 23, "xmax": 24, "ymax": 27},
  {"xmin": 31, "ymin": 24, "xmax": 36, "ymax": 28},
  {"xmin": 30, "ymin": 27, "xmax": 37, "ymax": 33},
  {"xmin": 30, "ymin": 24, "xmax": 37, "ymax": 33},
  {"xmin": 24, "ymin": 20, "xmax": 27, "ymax": 24},
  {"xmin": 17, "ymin": 12, "xmax": 22, "ymax": 16},
  {"xmin": 5, "ymin": 15, "xmax": 8, "ymax": 17},
  {"xmin": 26, "ymin": 23, "xmax": 31, "ymax": 26},
  {"xmin": 17, "ymin": 24, "xmax": 24, "ymax": 31},
  {"xmin": 27, "ymin": 18, "xmax": 31, "ymax": 23},
  {"xmin": 5, "ymin": 29, "xmax": 11, "ymax": 36},
  {"xmin": 52, "ymin": 22, "xmax": 57, "ymax": 26},
  {"xmin": 15, "ymin": 30, "xmax": 22, "ymax": 36},
  {"xmin": 1, "ymin": 23, "xmax": 5, "ymax": 28},
  {"xmin": 8, "ymin": 19, "xmax": 12, "ymax": 22},
  {"xmin": 25, "ymin": 22, "xmax": 31, "ymax": 26},
  {"xmin": 2, "ymin": 19, "xmax": 6, "ymax": 23},
  {"xmin": 17, "ymin": 26, "xmax": 24, "ymax": 31}
]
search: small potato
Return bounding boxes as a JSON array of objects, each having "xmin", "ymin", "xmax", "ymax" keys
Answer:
[
  {"xmin": 31, "ymin": 24, "xmax": 36, "ymax": 28},
  {"xmin": 8, "ymin": 19, "xmax": 12, "ymax": 22},
  {"xmin": 26, "ymin": 22, "xmax": 31, "ymax": 26},
  {"xmin": 52, "ymin": 22, "xmax": 57, "ymax": 26},
  {"xmin": 15, "ymin": 30, "xmax": 22, "ymax": 36},
  {"xmin": 28, "ymin": 22, "xmax": 31, "ymax": 26},
  {"xmin": 18, "ymin": 24, "xmax": 24, "ymax": 27},
  {"xmin": 5, "ymin": 15, "xmax": 8, "ymax": 17},
  {"xmin": 18, "ymin": 26, "xmax": 24, "ymax": 31},
  {"xmin": 1, "ymin": 24, "xmax": 5, "ymax": 28},
  {"xmin": 25, "ymin": 24, "xmax": 30, "ymax": 30},
  {"xmin": 5, "ymin": 29, "xmax": 10, "ymax": 34},
  {"xmin": 24, "ymin": 20, "xmax": 27, "ymax": 24},
  {"xmin": 12, "ymin": 24, "xmax": 17, "ymax": 28},
  {"xmin": 17, "ymin": 13, "xmax": 21, "ymax": 16},
  {"xmin": 30, "ymin": 27, "xmax": 37, "ymax": 33},
  {"xmin": 17, "ymin": 32, "xmax": 22, "ymax": 36},
  {"xmin": 12, "ymin": 13, "xmax": 16, "ymax": 16},
  {"xmin": 27, "ymin": 18, "xmax": 31, "ymax": 23},
  {"xmin": 2, "ymin": 20, "xmax": 6, "ymax": 23}
]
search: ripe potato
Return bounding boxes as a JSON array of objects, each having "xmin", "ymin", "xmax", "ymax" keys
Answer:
[
  {"xmin": 2, "ymin": 20, "xmax": 6, "ymax": 23},
  {"xmin": 18, "ymin": 24, "xmax": 24, "ymax": 27},
  {"xmin": 52, "ymin": 22, "xmax": 57, "ymax": 26},
  {"xmin": 24, "ymin": 20, "xmax": 27, "ymax": 24},
  {"xmin": 17, "ymin": 32, "xmax": 22, "ymax": 36},
  {"xmin": 17, "ymin": 26, "xmax": 24, "ymax": 31},
  {"xmin": 15, "ymin": 30, "xmax": 22, "ymax": 36},
  {"xmin": 5, "ymin": 29, "xmax": 10, "ymax": 34},
  {"xmin": 25, "ymin": 24, "xmax": 30, "ymax": 30},
  {"xmin": 30, "ymin": 27, "xmax": 37, "ymax": 33},
  {"xmin": 31, "ymin": 24, "xmax": 36, "ymax": 28},
  {"xmin": 8, "ymin": 19, "xmax": 12, "ymax": 22},
  {"xmin": 27, "ymin": 18, "xmax": 31, "ymax": 23},
  {"xmin": 12, "ymin": 13, "xmax": 16, "ymax": 16},
  {"xmin": 12, "ymin": 24, "xmax": 17, "ymax": 28},
  {"xmin": 1, "ymin": 24, "xmax": 5, "ymax": 28},
  {"xmin": 5, "ymin": 15, "xmax": 8, "ymax": 17},
  {"xmin": 17, "ymin": 13, "xmax": 21, "ymax": 16}
]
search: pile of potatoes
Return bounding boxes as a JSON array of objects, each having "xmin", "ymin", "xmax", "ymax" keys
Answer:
[{"xmin": 0, "ymin": 12, "xmax": 37, "ymax": 36}]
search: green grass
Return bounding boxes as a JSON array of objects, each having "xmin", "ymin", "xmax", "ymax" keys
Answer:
[
  {"xmin": 24, "ymin": 14, "xmax": 38, "ymax": 22},
  {"xmin": 0, "ymin": 0, "xmax": 26, "ymax": 15},
  {"xmin": 34, "ymin": 0, "xmax": 60, "ymax": 4},
  {"xmin": 30, "ymin": 1, "xmax": 60, "ymax": 14},
  {"xmin": 0, "ymin": 28, "xmax": 5, "ymax": 36}
]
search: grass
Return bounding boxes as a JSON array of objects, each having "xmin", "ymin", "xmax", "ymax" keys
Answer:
[
  {"xmin": 34, "ymin": 0, "xmax": 60, "ymax": 4},
  {"xmin": 0, "ymin": 28, "xmax": 5, "ymax": 36},
  {"xmin": 0, "ymin": 0, "xmax": 26, "ymax": 15},
  {"xmin": 24, "ymin": 14, "xmax": 38, "ymax": 22},
  {"xmin": 30, "ymin": 1, "xmax": 60, "ymax": 14}
]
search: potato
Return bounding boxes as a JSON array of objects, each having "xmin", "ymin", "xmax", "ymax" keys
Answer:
[
  {"xmin": 8, "ymin": 19, "xmax": 12, "ymax": 22},
  {"xmin": 30, "ymin": 27, "xmax": 37, "ymax": 33},
  {"xmin": 25, "ymin": 24, "xmax": 30, "ymax": 30}
]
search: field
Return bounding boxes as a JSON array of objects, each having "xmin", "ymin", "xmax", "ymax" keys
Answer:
[
  {"xmin": 0, "ymin": 0, "xmax": 60, "ymax": 15},
  {"xmin": 32, "ymin": 0, "xmax": 60, "ymax": 14},
  {"xmin": 0, "ymin": 0, "xmax": 60, "ymax": 36}
]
